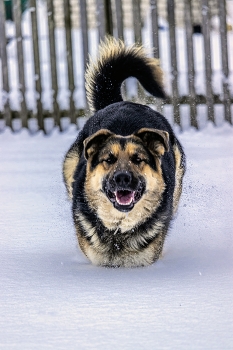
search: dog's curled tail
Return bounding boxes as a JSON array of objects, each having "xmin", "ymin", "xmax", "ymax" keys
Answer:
[{"xmin": 85, "ymin": 37, "xmax": 165, "ymax": 112}]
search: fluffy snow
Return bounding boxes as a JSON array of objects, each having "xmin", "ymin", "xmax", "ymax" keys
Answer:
[{"xmin": 0, "ymin": 122, "xmax": 233, "ymax": 349}]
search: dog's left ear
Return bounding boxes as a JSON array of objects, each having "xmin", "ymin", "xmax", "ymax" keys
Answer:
[
  {"xmin": 83, "ymin": 129, "xmax": 114, "ymax": 159},
  {"xmin": 135, "ymin": 128, "xmax": 169, "ymax": 156}
]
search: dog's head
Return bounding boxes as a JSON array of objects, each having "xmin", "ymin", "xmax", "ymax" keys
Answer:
[{"xmin": 83, "ymin": 128, "xmax": 169, "ymax": 225}]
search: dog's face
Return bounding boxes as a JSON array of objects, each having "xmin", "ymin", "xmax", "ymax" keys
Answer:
[{"xmin": 83, "ymin": 128, "xmax": 169, "ymax": 229}]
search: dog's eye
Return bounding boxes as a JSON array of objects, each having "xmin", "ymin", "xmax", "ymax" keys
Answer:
[
  {"xmin": 131, "ymin": 155, "xmax": 144, "ymax": 165},
  {"xmin": 103, "ymin": 155, "xmax": 117, "ymax": 165}
]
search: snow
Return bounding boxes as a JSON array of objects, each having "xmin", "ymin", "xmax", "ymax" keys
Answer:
[{"xmin": 0, "ymin": 122, "xmax": 233, "ymax": 349}]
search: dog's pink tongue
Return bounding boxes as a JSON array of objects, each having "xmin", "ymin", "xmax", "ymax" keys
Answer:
[{"xmin": 116, "ymin": 190, "xmax": 134, "ymax": 205}]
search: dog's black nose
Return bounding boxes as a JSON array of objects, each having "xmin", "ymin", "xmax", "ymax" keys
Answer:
[{"xmin": 114, "ymin": 171, "xmax": 132, "ymax": 188}]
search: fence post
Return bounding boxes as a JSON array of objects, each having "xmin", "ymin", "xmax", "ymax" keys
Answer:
[
  {"xmin": 131, "ymin": 0, "xmax": 145, "ymax": 100},
  {"xmin": 63, "ymin": 0, "xmax": 76, "ymax": 124},
  {"xmin": 105, "ymin": 0, "xmax": 113, "ymax": 36},
  {"xmin": 96, "ymin": 0, "xmax": 105, "ymax": 41},
  {"xmin": 218, "ymin": 0, "xmax": 232, "ymax": 124},
  {"xmin": 114, "ymin": 0, "xmax": 124, "ymax": 41},
  {"xmin": 13, "ymin": 0, "xmax": 28, "ymax": 128},
  {"xmin": 167, "ymin": 0, "xmax": 180, "ymax": 126},
  {"xmin": 150, "ymin": 0, "xmax": 164, "ymax": 113},
  {"xmin": 0, "ymin": 0, "xmax": 11, "ymax": 128},
  {"xmin": 96, "ymin": 0, "xmax": 113, "ymax": 42},
  {"xmin": 79, "ymin": 0, "xmax": 89, "ymax": 110},
  {"xmin": 47, "ymin": 0, "xmax": 60, "ymax": 129},
  {"xmin": 184, "ymin": 0, "xmax": 197, "ymax": 128},
  {"xmin": 30, "ymin": 0, "xmax": 44, "ymax": 131},
  {"xmin": 132, "ymin": 0, "xmax": 142, "ymax": 44},
  {"xmin": 79, "ymin": 0, "xmax": 89, "ymax": 68},
  {"xmin": 150, "ymin": 0, "xmax": 159, "ymax": 59},
  {"xmin": 201, "ymin": 0, "xmax": 215, "ymax": 124}
]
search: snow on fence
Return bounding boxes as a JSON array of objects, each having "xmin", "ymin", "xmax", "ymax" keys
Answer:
[{"xmin": 0, "ymin": 0, "xmax": 232, "ymax": 134}]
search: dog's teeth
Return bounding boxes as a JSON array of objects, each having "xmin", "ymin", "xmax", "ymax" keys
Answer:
[{"xmin": 114, "ymin": 191, "xmax": 135, "ymax": 205}]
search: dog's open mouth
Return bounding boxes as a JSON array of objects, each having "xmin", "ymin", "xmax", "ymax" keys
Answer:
[
  {"xmin": 106, "ymin": 188, "xmax": 144, "ymax": 212},
  {"xmin": 115, "ymin": 190, "xmax": 135, "ymax": 205}
]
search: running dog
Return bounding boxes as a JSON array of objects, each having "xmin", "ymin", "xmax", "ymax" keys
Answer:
[{"xmin": 63, "ymin": 38, "xmax": 185, "ymax": 267}]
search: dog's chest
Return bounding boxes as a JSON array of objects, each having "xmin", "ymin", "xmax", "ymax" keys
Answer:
[{"xmin": 82, "ymin": 225, "xmax": 164, "ymax": 268}]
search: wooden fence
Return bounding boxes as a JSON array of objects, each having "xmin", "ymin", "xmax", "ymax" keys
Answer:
[{"xmin": 0, "ymin": 0, "xmax": 232, "ymax": 133}]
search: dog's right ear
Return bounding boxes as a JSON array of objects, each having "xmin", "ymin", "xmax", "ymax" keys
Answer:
[{"xmin": 83, "ymin": 129, "xmax": 114, "ymax": 160}]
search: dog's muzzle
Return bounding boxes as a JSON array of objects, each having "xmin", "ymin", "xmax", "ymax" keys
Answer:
[{"xmin": 104, "ymin": 171, "xmax": 145, "ymax": 212}]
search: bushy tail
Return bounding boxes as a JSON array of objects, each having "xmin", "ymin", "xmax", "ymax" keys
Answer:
[{"xmin": 85, "ymin": 37, "xmax": 165, "ymax": 112}]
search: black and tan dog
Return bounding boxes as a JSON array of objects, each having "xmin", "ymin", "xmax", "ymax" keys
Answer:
[{"xmin": 63, "ymin": 38, "xmax": 185, "ymax": 267}]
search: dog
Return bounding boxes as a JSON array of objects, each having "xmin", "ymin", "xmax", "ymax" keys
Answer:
[{"xmin": 63, "ymin": 38, "xmax": 186, "ymax": 267}]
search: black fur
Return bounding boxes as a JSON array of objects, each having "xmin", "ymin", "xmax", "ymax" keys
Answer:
[{"xmin": 88, "ymin": 54, "xmax": 165, "ymax": 111}]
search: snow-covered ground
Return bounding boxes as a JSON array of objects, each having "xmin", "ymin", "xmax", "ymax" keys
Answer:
[{"xmin": 0, "ymin": 122, "xmax": 233, "ymax": 349}]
